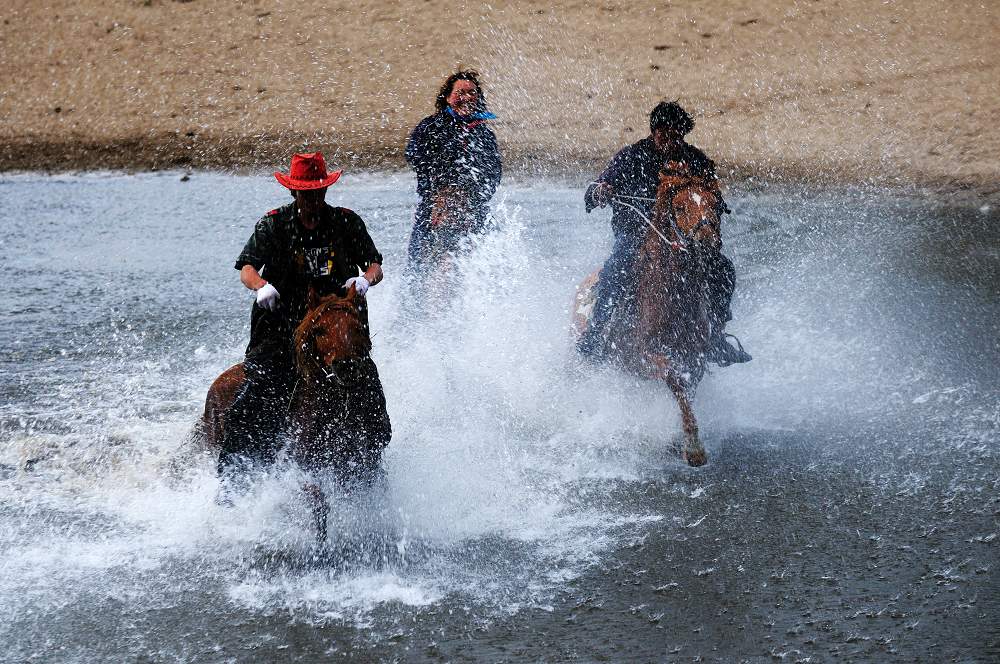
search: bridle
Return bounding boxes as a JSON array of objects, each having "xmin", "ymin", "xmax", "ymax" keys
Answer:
[
  {"xmin": 295, "ymin": 299, "xmax": 371, "ymax": 389},
  {"xmin": 611, "ymin": 182, "xmax": 720, "ymax": 252},
  {"xmin": 672, "ymin": 188, "xmax": 721, "ymax": 240},
  {"xmin": 613, "ymin": 193, "xmax": 688, "ymax": 252}
]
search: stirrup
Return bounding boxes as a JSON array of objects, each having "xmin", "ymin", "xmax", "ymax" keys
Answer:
[
  {"xmin": 725, "ymin": 333, "xmax": 747, "ymax": 354},
  {"xmin": 711, "ymin": 333, "xmax": 752, "ymax": 367}
]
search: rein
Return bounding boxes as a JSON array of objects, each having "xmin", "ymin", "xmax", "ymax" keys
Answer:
[
  {"xmin": 611, "ymin": 193, "xmax": 688, "ymax": 252},
  {"xmin": 602, "ymin": 186, "xmax": 718, "ymax": 250},
  {"xmin": 288, "ymin": 349, "xmax": 369, "ymax": 422},
  {"xmin": 300, "ymin": 345, "xmax": 370, "ymax": 388}
]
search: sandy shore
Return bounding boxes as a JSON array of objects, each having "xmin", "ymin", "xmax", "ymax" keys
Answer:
[{"xmin": 2, "ymin": 1, "xmax": 997, "ymax": 197}]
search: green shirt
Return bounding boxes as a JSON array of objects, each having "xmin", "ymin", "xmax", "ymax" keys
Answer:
[{"xmin": 235, "ymin": 202, "xmax": 383, "ymax": 358}]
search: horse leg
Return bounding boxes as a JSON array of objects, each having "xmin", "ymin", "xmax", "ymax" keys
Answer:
[
  {"xmin": 665, "ymin": 374, "xmax": 706, "ymax": 467},
  {"xmin": 648, "ymin": 355, "xmax": 707, "ymax": 467},
  {"xmin": 303, "ymin": 481, "xmax": 328, "ymax": 543}
]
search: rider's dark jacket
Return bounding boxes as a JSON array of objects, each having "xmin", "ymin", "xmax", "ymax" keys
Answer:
[
  {"xmin": 406, "ymin": 109, "xmax": 502, "ymax": 209},
  {"xmin": 405, "ymin": 109, "xmax": 502, "ymax": 243},
  {"xmin": 235, "ymin": 202, "xmax": 383, "ymax": 359},
  {"xmin": 584, "ymin": 137, "xmax": 719, "ymax": 241},
  {"xmin": 578, "ymin": 137, "xmax": 733, "ymax": 358}
]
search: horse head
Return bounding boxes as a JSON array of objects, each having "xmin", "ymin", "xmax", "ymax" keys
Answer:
[
  {"xmin": 656, "ymin": 160, "xmax": 722, "ymax": 250},
  {"xmin": 294, "ymin": 285, "xmax": 371, "ymax": 381}
]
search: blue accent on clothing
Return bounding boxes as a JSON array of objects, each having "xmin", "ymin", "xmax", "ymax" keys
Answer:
[{"xmin": 446, "ymin": 106, "xmax": 497, "ymax": 121}]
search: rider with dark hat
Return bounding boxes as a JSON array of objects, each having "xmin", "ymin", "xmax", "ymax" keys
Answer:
[
  {"xmin": 218, "ymin": 152, "xmax": 385, "ymax": 481},
  {"xmin": 579, "ymin": 101, "xmax": 751, "ymax": 366}
]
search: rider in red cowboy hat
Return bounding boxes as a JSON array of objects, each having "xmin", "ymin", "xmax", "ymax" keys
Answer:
[{"xmin": 218, "ymin": 152, "xmax": 385, "ymax": 484}]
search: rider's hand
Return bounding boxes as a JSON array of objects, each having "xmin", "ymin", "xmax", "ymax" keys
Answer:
[
  {"xmin": 430, "ymin": 204, "xmax": 446, "ymax": 228},
  {"xmin": 592, "ymin": 182, "xmax": 614, "ymax": 208},
  {"xmin": 344, "ymin": 276, "xmax": 370, "ymax": 297},
  {"xmin": 255, "ymin": 282, "xmax": 280, "ymax": 311}
]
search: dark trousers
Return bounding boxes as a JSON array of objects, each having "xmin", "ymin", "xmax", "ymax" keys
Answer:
[
  {"xmin": 578, "ymin": 234, "xmax": 641, "ymax": 356},
  {"xmin": 578, "ymin": 237, "xmax": 736, "ymax": 356},
  {"xmin": 704, "ymin": 250, "xmax": 736, "ymax": 331},
  {"xmin": 217, "ymin": 351, "xmax": 297, "ymax": 476}
]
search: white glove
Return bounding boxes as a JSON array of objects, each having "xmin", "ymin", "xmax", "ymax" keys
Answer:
[
  {"xmin": 344, "ymin": 276, "xmax": 370, "ymax": 297},
  {"xmin": 255, "ymin": 282, "xmax": 280, "ymax": 311}
]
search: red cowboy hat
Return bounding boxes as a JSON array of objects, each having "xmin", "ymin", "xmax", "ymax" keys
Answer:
[{"xmin": 274, "ymin": 152, "xmax": 342, "ymax": 190}]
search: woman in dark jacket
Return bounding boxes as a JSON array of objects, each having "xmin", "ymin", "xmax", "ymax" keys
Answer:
[{"xmin": 404, "ymin": 70, "xmax": 502, "ymax": 277}]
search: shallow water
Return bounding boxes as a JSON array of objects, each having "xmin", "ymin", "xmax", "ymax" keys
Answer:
[{"xmin": 1, "ymin": 172, "xmax": 997, "ymax": 662}]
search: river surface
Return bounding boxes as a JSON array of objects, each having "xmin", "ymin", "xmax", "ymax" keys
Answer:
[{"xmin": 1, "ymin": 172, "xmax": 998, "ymax": 662}]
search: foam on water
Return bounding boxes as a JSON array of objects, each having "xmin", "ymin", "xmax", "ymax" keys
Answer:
[{"xmin": 1, "ymin": 180, "xmax": 677, "ymax": 629}]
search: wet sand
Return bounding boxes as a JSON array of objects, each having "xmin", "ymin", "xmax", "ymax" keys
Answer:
[{"xmin": 1, "ymin": 1, "xmax": 998, "ymax": 198}]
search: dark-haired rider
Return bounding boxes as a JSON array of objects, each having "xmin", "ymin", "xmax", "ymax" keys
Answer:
[
  {"xmin": 405, "ymin": 70, "xmax": 502, "ymax": 277},
  {"xmin": 578, "ymin": 101, "xmax": 751, "ymax": 366}
]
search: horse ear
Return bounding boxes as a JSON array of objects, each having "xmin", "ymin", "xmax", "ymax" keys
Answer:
[
  {"xmin": 345, "ymin": 283, "xmax": 358, "ymax": 303},
  {"xmin": 307, "ymin": 284, "xmax": 321, "ymax": 311}
]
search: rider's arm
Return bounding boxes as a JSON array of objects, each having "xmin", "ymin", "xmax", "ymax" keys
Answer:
[
  {"xmin": 484, "ymin": 127, "xmax": 502, "ymax": 196},
  {"xmin": 240, "ymin": 264, "xmax": 268, "ymax": 291},
  {"xmin": 342, "ymin": 209, "xmax": 385, "ymax": 288},
  {"xmin": 363, "ymin": 263, "xmax": 383, "ymax": 287},
  {"xmin": 407, "ymin": 115, "xmax": 454, "ymax": 190},
  {"xmin": 240, "ymin": 262, "xmax": 279, "ymax": 311},
  {"xmin": 585, "ymin": 146, "xmax": 629, "ymax": 212},
  {"xmin": 473, "ymin": 126, "xmax": 502, "ymax": 204},
  {"xmin": 235, "ymin": 215, "xmax": 281, "ymax": 290},
  {"xmin": 405, "ymin": 117, "xmax": 432, "ymax": 170}
]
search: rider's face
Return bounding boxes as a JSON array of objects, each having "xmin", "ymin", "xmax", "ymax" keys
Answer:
[
  {"xmin": 446, "ymin": 80, "xmax": 479, "ymax": 117},
  {"xmin": 652, "ymin": 126, "xmax": 684, "ymax": 153},
  {"xmin": 295, "ymin": 188, "xmax": 327, "ymax": 227}
]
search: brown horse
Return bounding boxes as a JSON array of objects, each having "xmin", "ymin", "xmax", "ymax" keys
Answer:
[
  {"xmin": 289, "ymin": 286, "xmax": 391, "ymax": 539},
  {"xmin": 574, "ymin": 165, "xmax": 723, "ymax": 467},
  {"xmin": 417, "ymin": 185, "xmax": 476, "ymax": 303},
  {"xmin": 399, "ymin": 185, "xmax": 475, "ymax": 321},
  {"xmin": 198, "ymin": 285, "xmax": 391, "ymax": 540}
]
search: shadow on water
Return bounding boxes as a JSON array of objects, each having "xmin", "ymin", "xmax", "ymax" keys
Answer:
[{"xmin": 236, "ymin": 536, "xmax": 437, "ymax": 578}]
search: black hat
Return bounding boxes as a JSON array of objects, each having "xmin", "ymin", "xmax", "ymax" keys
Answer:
[{"xmin": 650, "ymin": 101, "xmax": 694, "ymax": 135}]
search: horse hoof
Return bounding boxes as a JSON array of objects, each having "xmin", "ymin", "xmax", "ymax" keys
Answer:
[{"xmin": 683, "ymin": 449, "xmax": 708, "ymax": 467}]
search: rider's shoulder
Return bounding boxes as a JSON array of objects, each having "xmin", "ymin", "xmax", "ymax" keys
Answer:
[
  {"xmin": 255, "ymin": 203, "xmax": 294, "ymax": 228},
  {"xmin": 606, "ymin": 142, "xmax": 638, "ymax": 166},
  {"xmin": 676, "ymin": 143, "xmax": 716, "ymax": 175},
  {"xmin": 618, "ymin": 138, "xmax": 653, "ymax": 160},
  {"xmin": 262, "ymin": 202, "xmax": 294, "ymax": 219},
  {"xmin": 417, "ymin": 113, "xmax": 447, "ymax": 132},
  {"xmin": 329, "ymin": 206, "xmax": 364, "ymax": 225},
  {"xmin": 679, "ymin": 141, "xmax": 712, "ymax": 162}
]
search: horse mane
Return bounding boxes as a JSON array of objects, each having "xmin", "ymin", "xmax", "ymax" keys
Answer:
[{"xmin": 296, "ymin": 296, "xmax": 365, "ymax": 336}]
